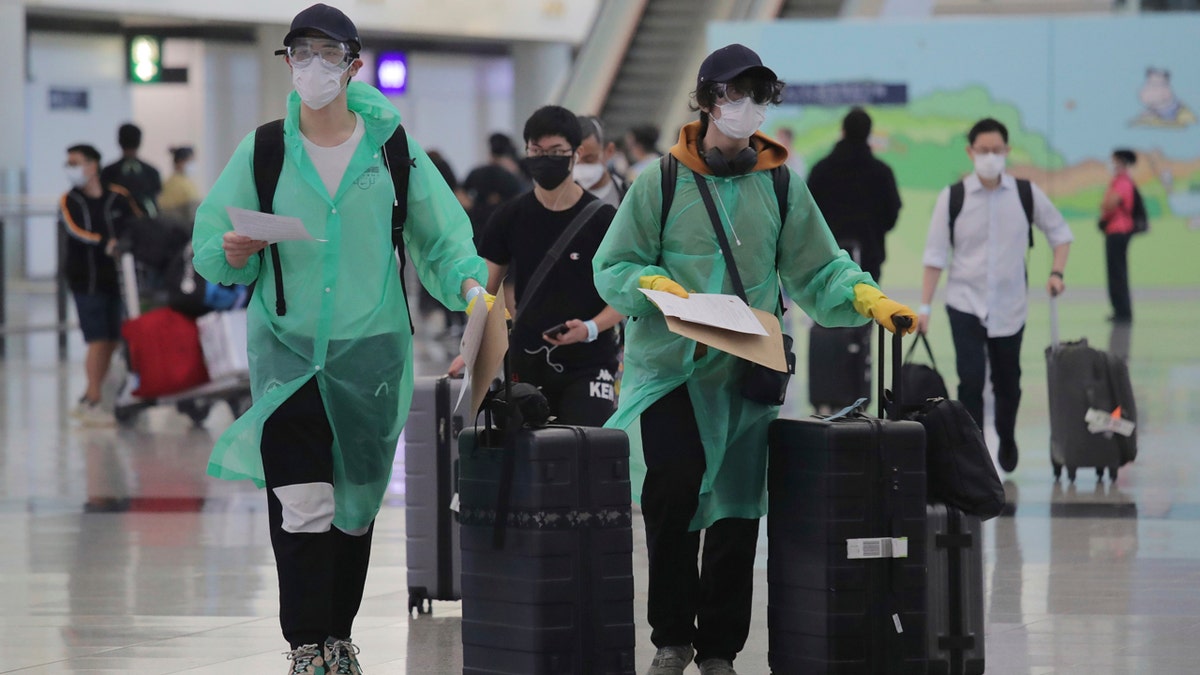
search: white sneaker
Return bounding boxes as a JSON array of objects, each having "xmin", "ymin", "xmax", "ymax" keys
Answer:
[
  {"xmin": 646, "ymin": 645, "xmax": 695, "ymax": 675},
  {"xmin": 70, "ymin": 396, "xmax": 90, "ymax": 419},
  {"xmin": 78, "ymin": 400, "xmax": 116, "ymax": 428}
]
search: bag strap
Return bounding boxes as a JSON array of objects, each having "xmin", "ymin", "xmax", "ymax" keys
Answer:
[
  {"xmin": 253, "ymin": 120, "xmax": 288, "ymax": 316},
  {"xmin": 904, "ymin": 331, "xmax": 942, "ymax": 374},
  {"xmin": 512, "ymin": 198, "xmax": 604, "ymax": 331},
  {"xmin": 692, "ymin": 171, "xmax": 747, "ymax": 302},
  {"xmin": 1016, "ymin": 178, "xmax": 1034, "ymax": 248},
  {"xmin": 383, "ymin": 125, "xmax": 416, "ymax": 334}
]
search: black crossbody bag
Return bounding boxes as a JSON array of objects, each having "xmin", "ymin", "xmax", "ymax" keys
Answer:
[{"xmin": 692, "ymin": 172, "xmax": 796, "ymax": 406}]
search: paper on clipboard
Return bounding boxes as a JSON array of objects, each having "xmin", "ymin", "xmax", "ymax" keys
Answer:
[
  {"xmin": 468, "ymin": 285, "xmax": 510, "ymax": 418},
  {"xmin": 226, "ymin": 206, "xmax": 324, "ymax": 243},
  {"xmin": 638, "ymin": 289, "xmax": 767, "ymax": 336},
  {"xmin": 665, "ymin": 307, "xmax": 788, "ymax": 372}
]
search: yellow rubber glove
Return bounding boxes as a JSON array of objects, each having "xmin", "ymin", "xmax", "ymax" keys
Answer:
[
  {"xmin": 639, "ymin": 275, "xmax": 689, "ymax": 298},
  {"xmin": 465, "ymin": 292, "xmax": 496, "ymax": 317},
  {"xmin": 852, "ymin": 283, "xmax": 918, "ymax": 335}
]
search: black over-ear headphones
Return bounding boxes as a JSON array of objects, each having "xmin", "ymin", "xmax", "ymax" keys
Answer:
[{"xmin": 704, "ymin": 145, "xmax": 758, "ymax": 176}]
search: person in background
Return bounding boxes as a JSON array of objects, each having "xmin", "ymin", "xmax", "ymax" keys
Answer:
[
  {"xmin": 774, "ymin": 126, "xmax": 807, "ymax": 179},
  {"xmin": 593, "ymin": 44, "xmax": 916, "ymax": 675},
  {"xmin": 624, "ymin": 123, "xmax": 662, "ymax": 183},
  {"xmin": 158, "ymin": 146, "xmax": 201, "ymax": 222},
  {"xmin": 189, "ymin": 4, "xmax": 488, "ymax": 673},
  {"xmin": 459, "ymin": 105, "xmax": 624, "ymax": 426},
  {"xmin": 806, "ymin": 107, "xmax": 902, "ymax": 283},
  {"xmin": 462, "ymin": 132, "xmax": 526, "ymax": 246},
  {"xmin": 918, "ymin": 117, "xmax": 1073, "ymax": 474},
  {"xmin": 58, "ymin": 144, "xmax": 139, "ymax": 427},
  {"xmin": 575, "ymin": 114, "xmax": 628, "ymax": 208},
  {"xmin": 424, "ymin": 149, "xmax": 470, "ymax": 337},
  {"xmin": 1099, "ymin": 148, "xmax": 1138, "ymax": 323},
  {"xmin": 101, "ymin": 123, "xmax": 162, "ymax": 217}
]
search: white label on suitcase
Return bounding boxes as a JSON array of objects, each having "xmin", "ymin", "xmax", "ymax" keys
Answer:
[
  {"xmin": 449, "ymin": 492, "xmax": 460, "ymax": 513},
  {"xmin": 1085, "ymin": 407, "xmax": 1136, "ymax": 437},
  {"xmin": 893, "ymin": 613, "xmax": 903, "ymax": 633},
  {"xmin": 847, "ymin": 537, "xmax": 909, "ymax": 559}
]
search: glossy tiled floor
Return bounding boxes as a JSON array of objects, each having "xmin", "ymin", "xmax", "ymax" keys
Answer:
[{"xmin": 2, "ymin": 285, "xmax": 1199, "ymax": 674}]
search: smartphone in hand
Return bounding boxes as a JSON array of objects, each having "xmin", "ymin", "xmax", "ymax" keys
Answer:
[{"xmin": 542, "ymin": 322, "xmax": 569, "ymax": 339}]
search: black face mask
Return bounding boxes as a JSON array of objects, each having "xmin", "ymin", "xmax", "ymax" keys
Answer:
[{"xmin": 522, "ymin": 155, "xmax": 573, "ymax": 190}]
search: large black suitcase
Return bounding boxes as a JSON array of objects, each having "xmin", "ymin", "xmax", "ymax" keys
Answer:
[
  {"xmin": 405, "ymin": 375, "xmax": 465, "ymax": 615},
  {"xmin": 769, "ymin": 321, "xmax": 928, "ymax": 674},
  {"xmin": 925, "ymin": 503, "xmax": 985, "ymax": 675},
  {"xmin": 457, "ymin": 425, "xmax": 636, "ymax": 675},
  {"xmin": 808, "ymin": 323, "xmax": 873, "ymax": 414},
  {"xmin": 1045, "ymin": 298, "xmax": 1137, "ymax": 482}
]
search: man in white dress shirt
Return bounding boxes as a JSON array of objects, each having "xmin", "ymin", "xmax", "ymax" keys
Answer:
[{"xmin": 917, "ymin": 117, "xmax": 1073, "ymax": 473}]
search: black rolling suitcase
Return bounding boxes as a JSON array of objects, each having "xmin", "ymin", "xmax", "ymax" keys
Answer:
[
  {"xmin": 925, "ymin": 503, "xmax": 985, "ymax": 675},
  {"xmin": 1045, "ymin": 298, "xmax": 1137, "ymax": 482},
  {"xmin": 457, "ymin": 424, "xmax": 636, "ymax": 674},
  {"xmin": 405, "ymin": 375, "xmax": 465, "ymax": 615},
  {"xmin": 769, "ymin": 319, "xmax": 928, "ymax": 674},
  {"xmin": 808, "ymin": 323, "xmax": 873, "ymax": 414}
]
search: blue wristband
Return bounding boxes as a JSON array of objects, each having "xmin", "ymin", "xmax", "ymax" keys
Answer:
[
  {"xmin": 464, "ymin": 285, "xmax": 484, "ymax": 304},
  {"xmin": 584, "ymin": 320, "xmax": 599, "ymax": 343}
]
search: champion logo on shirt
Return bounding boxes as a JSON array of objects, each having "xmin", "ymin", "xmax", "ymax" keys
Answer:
[{"xmin": 569, "ymin": 252, "xmax": 581, "ymax": 261}]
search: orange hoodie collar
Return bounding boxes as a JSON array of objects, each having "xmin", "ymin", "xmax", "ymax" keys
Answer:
[{"xmin": 668, "ymin": 120, "xmax": 790, "ymax": 176}]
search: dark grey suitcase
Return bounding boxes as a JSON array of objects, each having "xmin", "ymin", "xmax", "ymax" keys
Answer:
[
  {"xmin": 1045, "ymin": 299, "xmax": 1137, "ymax": 482},
  {"xmin": 808, "ymin": 322, "xmax": 873, "ymax": 413},
  {"xmin": 926, "ymin": 503, "xmax": 985, "ymax": 675},
  {"xmin": 405, "ymin": 375, "xmax": 465, "ymax": 614},
  {"xmin": 457, "ymin": 425, "xmax": 636, "ymax": 675},
  {"xmin": 769, "ymin": 320, "xmax": 928, "ymax": 674}
]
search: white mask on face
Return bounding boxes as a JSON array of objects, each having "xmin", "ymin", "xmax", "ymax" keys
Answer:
[
  {"xmin": 65, "ymin": 165, "xmax": 87, "ymax": 188},
  {"xmin": 572, "ymin": 162, "xmax": 606, "ymax": 189},
  {"xmin": 712, "ymin": 97, "xmax": 767, "ymax": 140},
  {"xmin": 292, "ymin": 58, "xmax": 349, "ymax": 110},
  {"xmin": 973, "ymin": 152, "xmax": 1006, "ymax": 181}
]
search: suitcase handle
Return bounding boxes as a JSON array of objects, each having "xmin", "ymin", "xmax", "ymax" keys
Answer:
[{"xmin": 877, "ymin": 315, "xmax": 912, "ymax": 420}]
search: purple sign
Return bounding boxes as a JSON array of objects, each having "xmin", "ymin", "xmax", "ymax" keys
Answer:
[{"xmin": 377, "ymin": 52, "xmax": 408, "ymax": 96}]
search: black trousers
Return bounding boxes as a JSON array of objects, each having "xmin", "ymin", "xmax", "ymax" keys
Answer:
[
  {"xmin": 947, "ymin": 306, "xmax": 1024, "ymax": 446},
  {"xmin": 1106, "ymin": 232, "xmax": 1133, "ymax": 321},
  {"xmin": 639, "ymin": 385, "xmax": 760, "ymax": 664},
  {"xmin": 261, "ymin": 377, "xmax": 374, "ymax": 649},
  {"xmin": 513, "ymin": 353, "xmax": 618, "ymax": 427}
]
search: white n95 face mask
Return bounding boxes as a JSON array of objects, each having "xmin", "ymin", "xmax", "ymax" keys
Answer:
[
  {"xmin": 712, "ymin": 98, "xmax": 767, "ymax": 140},
  {"xmin": 292, "ymin": 58, "xmax": 348, "ymax": 110},
  {"xmin": 572, "ymin": 162, "xmax": 606, "ymax": 189},
  {"xmin": 973, "ymin": 152, "xmax": 1006, "ymax": 181}
]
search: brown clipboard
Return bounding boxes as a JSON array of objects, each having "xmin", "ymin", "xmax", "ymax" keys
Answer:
[
  {"xmin": 468, "ymin": 283, "xmax": 511, "ymax": 417},
  {"xmin": 664, "ymin": 307, "xmax": 788, "ymax": 372}
]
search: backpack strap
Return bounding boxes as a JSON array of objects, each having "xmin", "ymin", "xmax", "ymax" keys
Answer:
[
  {"xmin": 383, "ymin": 124, "xmax": 416, "ymax": 335},
  {"xmin": 947, "ymin": 181, "xmax": 965, "ymax": 248},
  {"xmin": 659, "ymin": 154, "xmax": 678, "ymax": 232},
  {"xmin": 252, "ymin": 119, "xmax": 288, "ymax": 316},
  {"xmin": 1016, "ymin": 178, "xmax": 1034, "ymax": 248},
  {"xmin": 771, "ymin": 165, "xmax": 790, "ymax": 224}
]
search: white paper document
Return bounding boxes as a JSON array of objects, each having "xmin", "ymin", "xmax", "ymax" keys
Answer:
[
  {"xmin": 639, "ymin": 289, "xmax": 768, "ymax": 336},
  {"xmin": 226, "ymin": 206, "xmax": 323, "ymax": 243}
]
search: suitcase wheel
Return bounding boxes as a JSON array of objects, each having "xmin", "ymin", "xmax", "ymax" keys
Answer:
[
  {"xmin": 1096, "ymin": 467, "xmax": 1105, "ymax": 480},
  {"xmin": 1109, "ymin": 465, "xmax": 1119, "ymax": 482},
  {"xmin": 176, "ymin": 399, "xmax": 212, "ymax": 427},
  {"xmin": 1067, "ymin": 466, "xmax": 1077, "ymax": 483},
  {"xmin": 408, "ymin": 589, "xmax": 432, "ymax": 617},
  {"xmin": 1052, "ymin": 460, "xmax": 1063, "ymax": 480}
]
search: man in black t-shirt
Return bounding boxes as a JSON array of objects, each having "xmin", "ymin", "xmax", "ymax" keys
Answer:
[
  {"xmin": 462, "ymin": 132, "xmax": 526, "ymax": 247},
  {"xmin": 100, "ymin": 123, "xmax": 161, "ymax": 217},
  {"xmin": 472, "ymin": 106, "xmax": 624, "ymax": 426}
]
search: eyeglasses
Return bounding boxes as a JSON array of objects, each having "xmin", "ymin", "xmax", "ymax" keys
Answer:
[
  {"xmin": 713, "ymin": 80, "xmax": 783, "ymax": 105},
  {"xmin": 525, "ymin": 144, "xmax": 575, "ymax": 158},
  {"xmin": 280, "ymin": 38, "xmax": 354, "ymax": 67}
]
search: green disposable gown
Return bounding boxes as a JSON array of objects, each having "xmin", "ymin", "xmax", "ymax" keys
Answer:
[
  {"xmin": 192, "ymin": 82, "xmax": 487, "ymax": 532},
  {"xmin": 592, "ymin": 133, "xmax": 876, "ymax": 531}
]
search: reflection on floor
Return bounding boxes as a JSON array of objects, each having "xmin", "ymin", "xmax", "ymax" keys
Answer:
[{"xmin": 2, "ymin": 288, "xmax": 1199, "ymax": 674}]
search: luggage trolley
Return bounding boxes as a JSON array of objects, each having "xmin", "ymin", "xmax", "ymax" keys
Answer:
[{"xmin": 113, "ymin": 246, "xmax": 253, "ymax": 426}]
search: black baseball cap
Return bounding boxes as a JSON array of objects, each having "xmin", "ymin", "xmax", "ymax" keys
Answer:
[
  {"xmin": 282, "ymin": 4, "xmax": 361, "ymax": 53},
  {"xmin": 697, "ymin": 43, "xmax": 777, "ymax": 88}
]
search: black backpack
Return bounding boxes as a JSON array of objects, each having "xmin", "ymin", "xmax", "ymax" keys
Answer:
[
  {"xmin": 947, "ymin": 178, "xmax": 1034, "ymax": 248},
  {"xmin": 907, "ymin": 397, "xmax": 1006, "ymax": 520},
  {"xmin": 1131, "ymin": 185, "xmax": 1150, "ymax": 234},
  {"xmin": 251, "ymin": 119, "xmax": 416, "ymax": 331}
]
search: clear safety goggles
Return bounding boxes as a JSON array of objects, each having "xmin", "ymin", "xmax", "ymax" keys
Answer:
[{"xmin": 276, "ymin": 38, "xmax": 354, "ymax": 68}]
